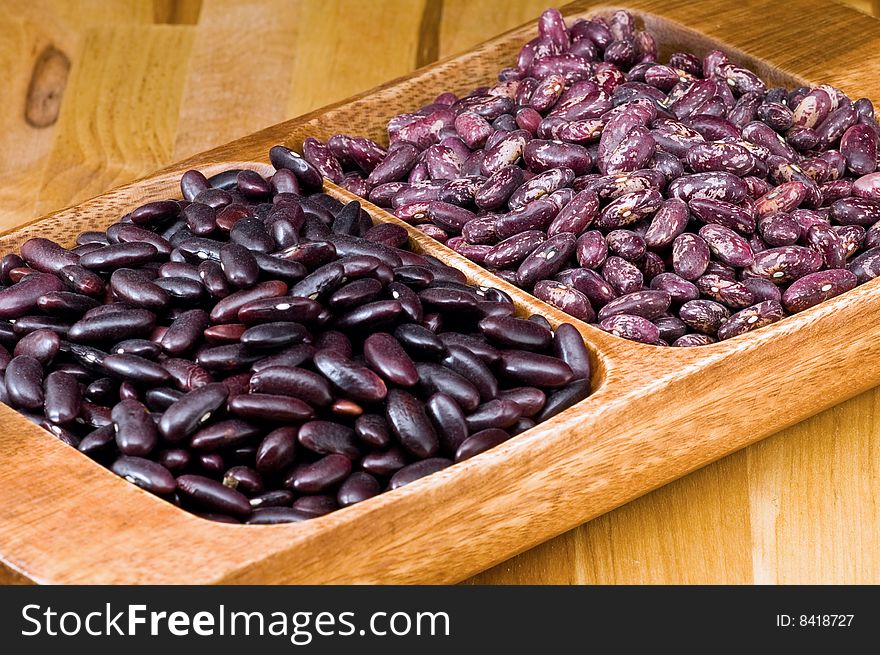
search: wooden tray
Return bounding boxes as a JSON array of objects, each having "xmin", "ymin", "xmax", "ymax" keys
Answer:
[{"xmin": 2, "ymin": 0, "xmax": 879, "ymax": 585}]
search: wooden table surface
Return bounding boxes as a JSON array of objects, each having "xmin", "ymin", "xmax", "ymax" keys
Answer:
[{"xmin": 2, "ymin": 0, "xmax": 879, "ymax": 584}]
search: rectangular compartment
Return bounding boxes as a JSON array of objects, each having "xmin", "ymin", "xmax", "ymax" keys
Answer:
[{"xmin": 2, "ymin": 0, "xmax": 880, "ymax": 584}]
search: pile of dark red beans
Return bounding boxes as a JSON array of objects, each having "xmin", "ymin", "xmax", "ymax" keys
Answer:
[
  {"xmin": 306, "ymin": 8, "xmax": 880, "ymax": 346},
  {"xmin": 0, "ymin": 146, "xmax": 591, "ymax": 523}
]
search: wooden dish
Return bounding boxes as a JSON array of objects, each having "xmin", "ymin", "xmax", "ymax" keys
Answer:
[{"xmin": 2, "ymin": 0, "xmax": 879, "ymax": 585}]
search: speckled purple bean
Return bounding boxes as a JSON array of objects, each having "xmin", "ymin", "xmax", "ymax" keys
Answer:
[{"xmin": 717, "ymin": 300, "xmax": 784, "ymax": 340}]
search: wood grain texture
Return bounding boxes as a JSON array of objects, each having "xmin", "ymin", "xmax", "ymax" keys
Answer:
[{"xmin": 0, "ymin": 0, "xmax": 879, "ymax": 585}]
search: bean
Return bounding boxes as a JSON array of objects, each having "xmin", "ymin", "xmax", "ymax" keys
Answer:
[
  {"xmin": 717, "ymin": 300, "xmax": 785, "ymax": 340},
  {"xmin": 415, "ymin": 362, "xmax": 480, "ymax": 413},
  {"xmin": 782, "ymin": 269, "xmax": 857, "ymax": 313},
  {"xmin": 110, "ymin": 398, "xmax": 157, "ymax": 456},
  {"xmin": 229, "ymin": 393, "xmax": 314, "ymax": 422},
  {"xmin": 746, "ymin": 246, "xmax": 823, "ymax": 284},
  {"xmin": 159, "ymin": 383, "xmax": 228, "ymax": 442},
  {"xmin": 111, "ymin": 456, "xmax": 176, "ymax": 495},
  {"xmin": 533, "ymin": 280, "xmax": 595, "ymax": 322},
  {"xmin": 389, "ymin": 458, "xmax": 452, "ymax": 490},
  {"xmin": 289, "ymin": 454, "xmax": 352, "ymax": 494},
  {"xmin": 5, "ymin": 355, "xmax": 44, "ymax": 409},
  {"xmin": 68, "ymin": 309, "xmax": 156, "ymax": 343},
  {"xmin": 14, "ymin": 329, "xmax": 60, "ymax": 365},
  {"xmin": 312, "ymin": 350, "xmax": 387, "ymax": 403},
  {"xmin": 177, "ymin": 474, "xmax": 251, "ymax": 517},
  {"xmin": 599, "ymin": 314, "xmax": 660, "ymax": 344},
  {"xmin": 338, "ymin": 472, "xmax": 381, "ymax": 507},
  {"xmin": 455, "ymin": 428, "xmax": 511, "ymax": 462},
  {"xmin": 479, "ymin": 315, "xmax": 552, "ymax": 351},
  {"xmin": 0, "ymin": 273, "xmax": 66, "ymax": 319},
  {"xmin": 43, "ymin": 371, "xmax": 81, "ymax": 424}
]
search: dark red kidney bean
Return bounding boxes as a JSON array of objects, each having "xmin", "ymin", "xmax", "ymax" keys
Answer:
[
  {"xmin": 59, "ymin": 265, "xmax": 105, "ymax": 297},
  {"xmin": 12, "ymin": 315, "xmax": 71, "ymax": 337},
  {"xmin": 162, "ymin": 357, "xmax": 214, "ymax": 391},
  {"xmin": 394, "ymin": 323, "xmax": 446, "ymax": 358},
  {"xmin": 363, "ymin": 332, "xmax": 418, "ymax": 387},
  {"xmin": 160, "ymin": 309, "xmax": 209, "ymax": 356},
  {"xmin": 253, "ymin": 426, "xmax": 298, "ymax": 474},
  {"xmin": 111, "ymin": 456, "xmax": 176, "ymax": 495},
  {"xmin": 210, "ymin": 280, "xmax": 287, "ymax": 324},
  {"xmin": 299, "ymin": 420, "xmax": 360, "ymax": 459},
  {"xmin": 781, "ymin": 269, "xmax": 857, "ymax": 313},
  {"xmin": 465, "ymin": 399, "xmax": 521, "ymax": 432},
  {"xmin": 159, "ymin": 382, "xmax": 228, "ymax": 442},
  {"xmin": 455, "ymin": 428, "xmax": 511, "ymax": 463},
  {"xmin": 315, "ymin": 331, "xmax": 353, "ymax": 358},
  {"xmin": 269, "ymin": 145, "xmax": 323, "ymax": 191},
  {"xmin": 496, "ymin": 388, "xmax": 545, "ymax": 418},
  {"xmin": 240, "ymin": 321, "xmax": 309, "ymax": 351},
  {"xmin": 249, "ymin": 489, "xmax": 295, "ymax": 509},
  {"xmin": 43, "ymin": 370, "xmax": 82, "ymax": 424},
  {"xmin": 289, "ymin": 454, "xmax": 352, "ymax": 494},
  {"xmin": 338, "ymin": 472, "xmax": 381, "ymax": 507},
  {"xmin": 129, "ymin": 200, "xmax": 180, "ymax": 226},
  {"xmin": 237, "ymin": 295, "xmax": 323, "ymax": 325},
  {"xmin": 229, "ymin": 393, "xmax": 314, "ymax": 423},
  {"xmin": 181, "ymin": 170, "xmax": 210, "ymax": 201},
  {"xmin": 389, "ymin": 458, "xmax": 452, "ymax": 490},
  {"xmin": 14, "ymin": 328, "xmax": 60, "ymax": 365},
  {"xmin": 334, "ymin": 299, "xmax": 402, "ymax": 331},
  {"xmin": 68, "ymin": 308, "xmax": 156, "ymax": 343},
  {"xmin": 441, "ymin": 344, "xmax": 498, "ymax": 401},
  {"xmin": 103, "ymin": 354, "xmax": 172, "ymax": 386},
  {"xmin": 498, "ymin": 350, "xmax": 574, "ymax": 388},
  {"xmin": 37, "ymin": 291, "xmax": 100, "ymax": 317},
  {"xmin": 109, "ymin": 268, "xmax": 169, "ymax": 310},
  {"xmin": 190, "ymin": 419, "xmax": 260, "ymax": 451},
  {"xmin": 223, "ymin": 466, "xmax": 264, "ymax": 496},
  {"xmin": 717, "ymin": 300, "xmax": 785, "ymax": 340},
  {"xmin": 198, "ymin": 260, "xmax": 231, "ymax": 298},
  {"xmin": 217, "ymin": 242, "xmax": 258, "ymax": 289},
  {"xmin": 249, "ymin": 366, "xmax": 332, "ymax": 407},
  {"xmin": 361, "ymin": 446, "xmax": 408, "ymax": 477},
  {"xmin": 246, "ymin": 507, "xmax": 311, "ymax": 524},
  {"xmin": 5, "ymin": 355, "xmax": 44, "ymax": 409},
  {"xmin": 0, "ymin": 272, "xmax": 66, "ymax": 319},
  {"xmin": 177, "ymin": 474, "xmax": 250, "ymax": 517},
  {"xmin": 386, "ymin": 282, "xmax": 423, "ymax": 324},
  {"xmin": 415, "ymin": 362, "xmax": 480, "ymax": 413},
  {"xmin": 535, "ymin": 378, "xmax": 591, "ymax": 421},
  {"xmin": 116, "ymin": 225, "xmax": 173, "ymax": 256},
  {"xmin": 353, "ymin": 414, "xmax": 391, "ymax": 449},
  {"xmin": 111, "ymin": 399, "xmax": 157, "ymax": 456},
  {"xmin": 80, "ymin": 242, "xmax": 159, "ymax": 271},
  {"xmin": 20, "ymin": 238, "xmax": 80, "ymax": 274},
  {"xmin": 249, "ymin": 344, "xmax": 315, "ymax": 375},
  {"xmin": 478, "ymin": 315, "xmax": 552, "ymax": 351},
  {"xmin": 78, "ymin": 400, "xmax": 112, "ymax": 428},
  {"xmin": 550, "ymin": 323, "xmax": 590, "ymax": 381},
  {"xmin": 313, "ymin": 349, "xmax": 387, "ymax": 403}
]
